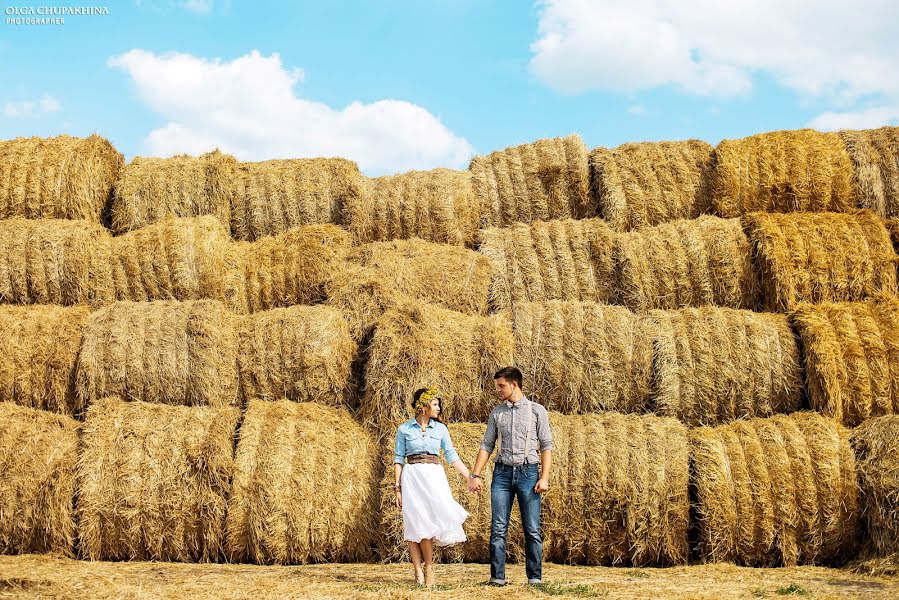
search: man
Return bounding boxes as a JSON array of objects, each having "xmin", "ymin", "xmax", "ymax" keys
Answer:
[{"xmin": 467, "ymin": 366, "xmax": 553, "ymax": 586}]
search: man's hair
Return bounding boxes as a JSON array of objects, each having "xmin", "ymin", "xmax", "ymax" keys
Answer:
[{"xmin": 493, "ymin": 366, "xmax": 523, "ymax": 388}]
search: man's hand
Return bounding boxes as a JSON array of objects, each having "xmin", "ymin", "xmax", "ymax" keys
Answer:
[
  {"xmin": 534, "ymin": 478, "xmax": 549, "ymax": 494},
  {"xmin": 395, "ymin": 490, "xmax": 402, "ymax": 508},
  {"xmin": 467, "ymin": 477, "xmax": 483, "ymax": 493}
]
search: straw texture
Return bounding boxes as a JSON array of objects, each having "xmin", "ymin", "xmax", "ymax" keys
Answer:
[
  {"xmin": 839, "ymin": 126, "xmax": 899, "ymax": 218},
  {"xmin": 745, "ymin": 210, "xmax": 897, "ymax": 312},
  {"xmin": 77, "ymin": 397, "xmax": 239, "ymax": 562},
  {"xmin": 711, "ymin": 129, "xmax": 855, "ymax": 216},
  {"xmin": 226, "ymin": 400, "xmax": 379, "ymax": 564},
  {"xmin": 591, "ymin": 140, "xmax": 713, "ymax": 231},
  {"xmin": 650, "ymin": 307, "xmax": 803, "ymax": 426},
  {"xmin": 0, "ymin": 134, "xmax": 123, "ymax": 223},
  {"xmin": 0, "ymin": 403, "xmax": 78, "ymax": 556},
  {"xmin": 615, "ymin": 216, "xmax": 759, "ymax": 311},
  {"xmin": 691, "ymin": 412, "xmax": 859, "ymax": 566},
  {"xmin": 470, "ymin": 135, "xmax": 593, "ymax": 228}
]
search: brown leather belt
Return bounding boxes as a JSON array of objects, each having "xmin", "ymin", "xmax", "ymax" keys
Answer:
[{"xmin": 406, "ymin": 453, "xmax": 440, "ymax": 465}]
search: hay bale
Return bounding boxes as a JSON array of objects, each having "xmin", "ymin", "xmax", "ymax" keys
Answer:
[
  {"xmin": 110, "ymin": 216, "xmax": 237, "ymax": 306},
  {"xmin": 231, "ymin": 158, "xmax": 364, "ymax": 241},
  {"xmin": 76, "ymin": 300, "xmax": 239, "ymax": 408},
  {"xmin": 77, "ymin": 397, "xmax": 239, "ymax": 562},
  {"xmin": 227, "ymin": 400, "xmax": 379, "ymax": 564},
  {"xmin": 237, "ymin": 306, "xmax": 355, "ymax": 409},
  {"xmin": 0, "ymin": 305, "xmax": 89, "ymax": 415},
  {"xmin": 240, "ymin": 224, "xmax": 351, "ymax": 313},
  {"xmin": 510, "ymin": 301, "xmax": 652, "ymax": 414},
  {"xmin": 615, "ymin": 216, "xmax": 759, "ymax": 311},
  {"xmin": 0, "ymin": 403, "xmax": 78, "ymax": 556},
  {"xmin": 0, "ymin": 219, "xmax": 114, "ymax": 306},
  {"xmin": 362, "ymin": 302, "xmax": 513, "ymax": 429},
  {"xmin": 110, "ymin": 150, "xmax": 239, "ymax": 235},
  {"xmin": 378, "ymin": 422, "xmax": 524, "ymax": 563},
  {"xmin": 691, "ymin": 412, "xmax": 859, "ymax": 566},
  {"xmin": 590, "ymin": 139, "xmax": 714, "ymax": 231},
  {"xmin": 470, "ymin": 135, "xmax": 593, "ymax": 228},
  {"xmin": 650, "ymin": 307, "xmax": 803, "ymax": 426},
  {"xmin": 0, "ymin": 134, "xmax": 123, "ymax": 223},
  {"xmin": 478, "ymin": 218, "xmax": 617, "ymax": 312},
  {"xmin": 542, "ymin": 412, "xmax": 689, "ymax": 566},
  {"xmin": 711, "ymin": 129, "xmax": 855, "ymax": 216},
  {"xmin": 839, "ymin": 126, "xmax": 899, "ymax": 218},
  {"xmin": 791, "ymin": 295, "xmax": 899, "ymax": 427},
  {"xmin": 346, "ymin": 168, "xmax": 479, "ymax": 247},
  {"xmin": 850, "ymin": 415, "xmax": 899, "ymax": 563},
  {"xmin": 326, "ymin": 238, "xmax": 490, "ymax": 340},
  {"xmin": 745, "ymin": 210, "xmax": 897, "ymax": 312}
]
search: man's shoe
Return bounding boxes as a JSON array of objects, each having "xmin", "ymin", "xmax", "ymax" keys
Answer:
[
  {"xmin": 528, "ymin": 579, "xmax": 543, "ymax": 585},
  {"xmin": 487, "ymin": 579, "xmax": 507, "ymax": 587}
]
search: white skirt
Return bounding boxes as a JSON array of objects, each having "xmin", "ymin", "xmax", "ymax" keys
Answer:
[{"xmin": 401, "ymin": 463, "xmax": 469, "ymax": 546}]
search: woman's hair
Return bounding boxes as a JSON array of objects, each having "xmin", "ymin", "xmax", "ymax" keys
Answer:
[{"xmin": 412, "ymin": 387, "xmax": 445, "ymax": 424}]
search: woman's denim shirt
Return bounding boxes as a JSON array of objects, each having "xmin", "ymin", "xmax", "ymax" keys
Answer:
[{"xmin": 393, "ymin": 418, "xmax": 460, "ymax": 464}]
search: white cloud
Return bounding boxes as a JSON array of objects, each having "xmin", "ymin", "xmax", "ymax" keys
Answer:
[
  {"xmin": 108, "ymin": 49, "xmax": 472, "ymax": 175},
  {"xmin": 4, "ymin": 94, "xmax": 61, "ymax": 118},
  {"xmin": 179, "ymin": 0, "xmax": 212, "ymax": 14},
  {"xmin": 628, "ymin": 104, "xmax": 645, "ymax": 115},
  {"xmin": 807, "ymin": 106, "xmax": 899, "ymax": 131},
  {"xmin": 530, "ymin": 0, "xmax": 899, "ymax": 107}
]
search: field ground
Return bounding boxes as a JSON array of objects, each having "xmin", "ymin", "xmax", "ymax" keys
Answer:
[{"xmin": 1, "ymin": 556, "xmax": 898, "ymax": 599}]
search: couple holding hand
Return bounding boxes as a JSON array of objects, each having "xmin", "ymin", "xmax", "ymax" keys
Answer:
[{"xmin": 393, "ymin": 366, "xmax": 553, "ymax": 587}]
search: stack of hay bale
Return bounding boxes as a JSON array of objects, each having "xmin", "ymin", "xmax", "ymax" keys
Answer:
[{"xmin": 2, "ymin": 123, "xmax": 899, "ymax": 570}]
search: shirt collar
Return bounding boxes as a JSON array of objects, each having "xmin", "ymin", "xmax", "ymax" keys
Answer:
[
  {"xmin": 409, "ymin": 418, "xmax": 435, "ymax": 429},
  {"xmin": 505, "ymin": 395, "xmax": 529, "ymax": 408}
]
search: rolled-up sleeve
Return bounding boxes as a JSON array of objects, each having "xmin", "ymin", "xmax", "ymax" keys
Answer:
[
  {"xmin": 441, "ymin": 426, "xmax": 460, "ymax": 464},
  {"xmin": 536, "ymin": 407, "xmax": 553, "ymax": 451},
  {"xmin": 393, "ymin": 426, "xmax": 406, "ymax": 464},
  {"xmin": 480, "ymin": 409, "xmax": 497, "ymax": 454}
]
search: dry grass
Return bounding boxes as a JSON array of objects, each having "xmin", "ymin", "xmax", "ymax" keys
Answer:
[
  {"xmin": 745, "ymin": 210, "xmax": 898, "ymax": 312},
  {"xmin": 227, "ymin": 400, "xmax": 379, "ymax": 564},
  {"xmin": 792, "ymin": 295, "xmax": 899, "ymax": 427},
  {"xmin": 470, "ymin": 135, "xmax": 594, "ymax": 228},
  {"xmin": 650, "ymin": 307, "xmax": 803, "ymax": 426},
  {"xmin": 0, "ymin": 134, "xmax": 123, "ymax": 223},
  {"xmin": 590, "ymin": 140, "xmax": 714, "ymax": 231},
  {"xmin": 711, "ymin": 129, "xmax": 855, "ymax": 216},
  {"xmin": 0, "ymin": 218, "xmax": 115, "ymax": 306},
  {"xmin": 110, "ymin": 216, "xmax": 234, "ymax": 304},
  {"xmin": 76, "ymin": 300, "xmax": 240, "ymax": 409},
  {"xmin": 544, "ymin": 412, "xmax": 689, "ymax": 566},
  {"xmin": 77, "ymin": 397, "xmax": 240, "ymax": 562},
  {"xmin": 839, "ymin": 126, "xmax": 899, "ymax": 218},
  {"xmin": 378, "ymin": 422, "xmax": 524, "ymax": 564},
  {"xmin": 0, "ymin": 305, "xmax": 89, "ymax": 415},
  {"xmin": 478, "ymin": 218, "xmax": 617, "ymax": 312},
  {"xmin": 0, "ymin": 404, "xmax": 78, "ymax": 556},
  {"xmin": 691, "ymin": 412, "xmax": 859, "ymax": 567},
  {"xmin": 231, "ymin": 158, "xmax": 364, "ymax": 241},
  {"xmin": 237, "ymin": 306, "xmax": 355, "ymax": 409},
  {"xmin": 851, "ymin": 415, "xmax": 899, "ymax": 567},
  {"xmin": 361, "ymin": 302, "xmax": 513, "ymax": 429},
  {"xmin": 5, "ymin": 556, "xmax": 898, "ymax": 600},
  {"xmin": 615, "ymin": 216, "xmax": 759, "ymax": 311},
  {"xmin": 110, "ymin": 150, "xmax": 239, "ymax": 235},
  {"xmin": 510, "ymin": 301, "xmax": 653, "ymax": 414},
  {"xmin": 326, "ymin": 239, "xmax": 491, "ymax": 340},
  {"xmin": 239, "ymin": 224, "xmax": 351, "ymax": 313},
  {"xmin": 346, "ymin": 169, "xmax": 479, "ymax": 247}
]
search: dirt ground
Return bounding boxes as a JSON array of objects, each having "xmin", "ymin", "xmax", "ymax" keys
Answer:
[{"xmin": 0, "ymin": 555, "xmax": 897, "ymax": 599}]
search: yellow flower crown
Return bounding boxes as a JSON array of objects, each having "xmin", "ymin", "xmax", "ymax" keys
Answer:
[{"xmin": 415, "ymin": 387, "xmax": 441, "ymax": 411}]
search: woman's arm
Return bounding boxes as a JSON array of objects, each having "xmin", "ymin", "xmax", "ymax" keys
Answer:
[
  {"xmin": 394, "ymin": 462, "xmax": 403, "ymax": 508},
  {"xmin": 441, "ymin": 426, "xmax": 470, "ymax": 479},
  {"xmin": 450, "ymin": 459, "xmax": 470, "ymax": 480}
]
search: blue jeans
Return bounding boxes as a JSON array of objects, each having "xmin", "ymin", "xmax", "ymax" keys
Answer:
[{"xmin": 489, "ymin": 462, "xmax": 542, "ymax": 582}]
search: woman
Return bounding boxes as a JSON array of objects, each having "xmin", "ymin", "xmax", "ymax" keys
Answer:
[{"xmin": 394, "ymin": 387, "xmax": 471, "ymax": 586}]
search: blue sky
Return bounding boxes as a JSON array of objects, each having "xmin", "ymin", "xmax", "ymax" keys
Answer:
[{"xmin": 2, "ymin": 1, "xmax": 898, "ymax": 175}]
